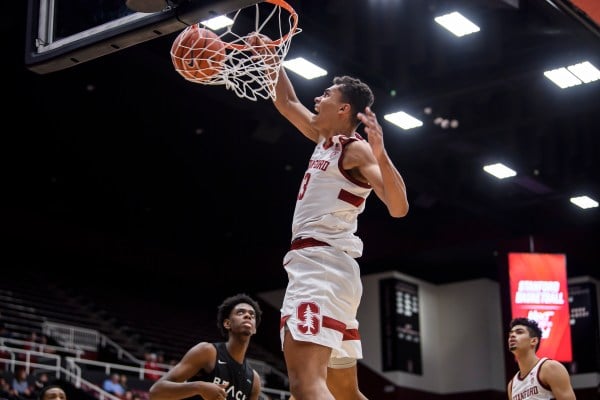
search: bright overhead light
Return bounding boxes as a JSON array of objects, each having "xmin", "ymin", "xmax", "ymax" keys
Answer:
[
  {"xmin": 384, "ymin": 111, "xmax": 423, "ymax": 130},
  {"xmin": 483, "ymin": 163, "xmax": 517, "ymax": 179},
  {"xmin": 567, "ymin": 61, "xmax": 600, "ymax": 83},
  {"xmin": 570, "ymin": 195, "xmax": 599, "ymax": 209},
  {"xmin": 283, "ymin": 57, "xmax": 327, "ymax": 80},
  {"xmin": 544, "ymin": 67, "xmax": 582, "ymax": 88},
  {"xmin": 434, "ymin": 12, "xmax": 480, "ymax": 37},
  {"xmin": 200, "ymin": 15, "xmax": 234, "ymax": 30}
]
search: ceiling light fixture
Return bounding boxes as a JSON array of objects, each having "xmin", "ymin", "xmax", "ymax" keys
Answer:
[
  {"xmin": 434, "ymin": 12, "xmax": 480, "ymax": 37},
  {"xmin": 570, "ymin": 195, "xmax": 599, "ymax": 209},
  {"xmin": 483, "ymin": 163, "xmax": 517, "ymax": 179},
  {"xmin": 200, "ymin": 15, "xmax": 234, "ymax": 30},
  {"xmin": 384, "ymin": 111, "xmax": 423, "ymax": 130},
  {"xmin": 544, "ymin": 61, "xmax": 599, "ymax": 88},
  {"xmin": 283, "ymin": 57, "xmax": 327, "ymax": 80},
  {"xmin": 568, "ymin": 61, "xmax": 600, "ymax": 83}
]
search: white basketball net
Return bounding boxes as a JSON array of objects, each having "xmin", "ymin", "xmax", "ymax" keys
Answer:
[{"xmin": 170, "ymin": 0, "xmax": 301, "ymax": 101}]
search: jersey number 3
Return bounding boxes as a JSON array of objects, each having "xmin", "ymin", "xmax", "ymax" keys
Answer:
[{"xmin": 297, "ymin": 173, "xmax": 311, "ymax": 200}]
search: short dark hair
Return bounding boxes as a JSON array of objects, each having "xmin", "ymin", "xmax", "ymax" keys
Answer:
[
  {"xmin": 38, "ymin": 385, "xmax": 66, "ymax": 400},
  {"xmin": 333, "ymin": 75, "xmax": 374, "ymax": 128},
  {"xmin": 510, "ymin": 318, "xmax": 543, "ymax": 351},
  {"xmin": 217, "ymin": 293, "xmax": 262, "ymax": 338}
]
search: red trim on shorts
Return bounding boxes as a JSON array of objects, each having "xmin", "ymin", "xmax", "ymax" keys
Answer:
[
  {"xmin": 290, "ymin": 237, "xmax": 329, "ymax": 250},
  {"xmin": 280, "ymin": 315, "xmax": 290, "ymax": 330},
  {"xmin": 323, "ymin": 316, "xmax": 361, "ymax": 341},
  {"xmin": 282, "ymin": 314, "xmax": 360, "ymax": 341},
  {"xmin": 337, "ymin": 189, "xmax": 365, "ymax": 207},
  {"xmin": 343, "ymin": 329, "xmax": 360, "ymax": 340}
]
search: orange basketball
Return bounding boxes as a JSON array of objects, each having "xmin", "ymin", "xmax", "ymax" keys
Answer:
[{"xmin": 170, "ymin": 25, "xmax": 226, "ymax": 82}]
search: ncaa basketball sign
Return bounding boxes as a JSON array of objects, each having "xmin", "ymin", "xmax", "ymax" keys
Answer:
[{"xmin": 509, "ymin": 252, "xmax": 572, "ymax": 362}]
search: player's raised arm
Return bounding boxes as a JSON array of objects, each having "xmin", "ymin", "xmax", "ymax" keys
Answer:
[{"xmin": 247, "ymin": 33, "xmax": 318, "ymax": 142}]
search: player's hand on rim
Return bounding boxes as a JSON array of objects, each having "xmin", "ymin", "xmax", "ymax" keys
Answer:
[{"xmin": 245, "ymin": 32, "xmax": 277, "ymax": 59}]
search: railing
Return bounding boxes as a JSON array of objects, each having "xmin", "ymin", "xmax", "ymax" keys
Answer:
[
  {"xmin": 42, "ymin": 321, "xmax": 143, "ymax": 364},
  {"xmin": 0, "ymin": 349, "xmax": 121, "ymax": 400},
  {"xmin": 42, "ymin": 321, "xmax": 99, "ymax": 353},
  {"xmin": 247, "ymin": 358, "xmax": 289, "ymax": 387},
  {"xmin": 260, "ymin": 387, "xmax": 292, "ymax": 400},
  {"xmin": 0, "ymin": 337, "xmax": 85, "ymax": 358},
  {"xmin": 0, "ymin": 345, "xmax": 61, "ymax": 375},
  {"xmin": 65, "ymin": 357, "xmax": 167, "ymax": 381}
]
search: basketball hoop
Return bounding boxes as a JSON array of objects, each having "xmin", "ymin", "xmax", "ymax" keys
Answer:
[{"xmin": 170, "ymin": 0, "xmax": 300, "ymax": 101}]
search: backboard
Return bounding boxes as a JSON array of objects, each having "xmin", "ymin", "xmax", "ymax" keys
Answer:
[{"xmin": 25, "ymin": 0, "xmax": 260, "ymax": 74}]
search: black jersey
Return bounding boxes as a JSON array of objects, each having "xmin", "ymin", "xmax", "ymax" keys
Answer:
[{"xmin": 189, "ymin": 342, "xmax": 255, "ymax": 400}]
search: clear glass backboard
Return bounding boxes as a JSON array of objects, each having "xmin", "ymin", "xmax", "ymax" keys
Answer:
[{"xmin": 25, "ymin": 0, "xmax": 260, "ymax": 74}]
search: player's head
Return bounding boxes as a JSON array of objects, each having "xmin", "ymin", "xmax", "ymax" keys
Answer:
[
  {"xmin": 38, "ymin": 385, "xmax": 67, "ymax": 400},
  {"xmin": 333, "ymin": 75, "xmax": 374, "ymax": 129},
  {"xmin": 217, "ymin": 293, "xmax": 263, "ymax": 338},
  {"xmin": 509, "ymin": 318, "xmax": 542, "ymax": 352}
]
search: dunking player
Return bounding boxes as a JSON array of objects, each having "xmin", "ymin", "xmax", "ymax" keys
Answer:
[
  {"xmin": 507, "ymin": 318, "xmax": 576, "ymax": 400},
  {"xmin": 149, "ymin": 294, "xmax": 263, "ymax": 400},
  {"xmin": 253, "ymin": 34, "xmax": 409, "ymax": 400}
]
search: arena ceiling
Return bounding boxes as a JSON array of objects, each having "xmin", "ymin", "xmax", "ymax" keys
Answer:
[{"xmin": 5, "ymin": 0, "xmax": 600, "ymax": 297}]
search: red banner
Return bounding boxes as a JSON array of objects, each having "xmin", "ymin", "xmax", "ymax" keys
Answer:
[
  {"xmin": 569, "ymin": 0, "xmax": 600, "ymax": 25},
  {"xmin": 509, "ymin": 252, "xmax": 572, "ymax": 361}
]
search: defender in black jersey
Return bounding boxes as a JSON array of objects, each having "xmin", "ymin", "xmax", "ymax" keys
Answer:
[{"xmin": 149, "ymin": 294, "xmax": 263, "ymax": 400}]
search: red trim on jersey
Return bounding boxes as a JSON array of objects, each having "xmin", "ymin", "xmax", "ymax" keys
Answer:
[
  {"xmin": 537, "ymin": 358, "xmax": 553, "ymax": 392},
  {"xmin": 338, "ymin": 189, "xmax": 365, "ymax": 207},
  {"xmin": 337, "ymin": 135, "xmax": 372, "ymax": 189}
]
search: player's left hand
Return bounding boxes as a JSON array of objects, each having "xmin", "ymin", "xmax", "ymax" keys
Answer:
[{"xmin": 357, "ymin": 107, "xmax": 385, "ymax": 159}]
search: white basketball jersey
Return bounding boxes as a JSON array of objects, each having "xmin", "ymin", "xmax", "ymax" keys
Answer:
[
  {"xmin": 510, "ymin": 358, "xmax": 555, "ymax": 400},
  {"xmin": 291, "ymin": 134, "xmax": 372, "ymax": 258}
]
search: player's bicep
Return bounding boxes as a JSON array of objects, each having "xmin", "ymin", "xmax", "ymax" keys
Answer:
[
  {"xmin": 542, "ymin": 362, "xmax": 576, "ymax": 400},
  {"xmin": 162, "ymin": 343, "xmax": 214, "ymax": 382},
  {"xmin": 349, "ymin": 144, "xmax": 383, "ymax": 193}
]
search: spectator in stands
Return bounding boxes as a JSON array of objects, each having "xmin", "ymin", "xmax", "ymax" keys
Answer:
[
  {"xmin": 143, "ymin": 354, "xmax": 162, "ymax": 381},
  {"xmin": 118, "ymin": 374, "xmax": 129, "ymax": 392},
  {"xmin": 23, "ymin": 332, "xmax": 38, "ymax": 350},
  {"xmin": 37, "ymin": 336, "xmax": 55, "ymax": 355},
  {"xmin": 32, "ymin": 372, "xmax": 49, "ymax": 398},
  {"xmin": 11, "ymin": 367, "xmax": 34, "ymax": 399},
  {"xmin": 148, "ymin": 293, "xmax": 263, "ymax": 400},
  {"xmin": 37, "ymin": 385, "xmax": 67, "ymax": 400},
  {"xmin": 19, "ymin": 332, "xmax": 39, "ymax": 364},
  {"xmin": 0, "ymin": 376, "xmax": 12, "ymax": 400},
  {"xmin": 102, "ymin": 373, "xmax": 125, "ymax": 397}
]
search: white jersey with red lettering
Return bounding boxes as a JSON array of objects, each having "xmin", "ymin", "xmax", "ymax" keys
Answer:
[
  {"xmin": 510, "ymin": 357, "xmax": 555, "ymax": 400},
  {"xmin": 291, "ymin": 134, "xmax": 372, "ymax": 258},
  {"xmin": 280, "ymin": 133, "xmax": 373, "ymax": 361}
]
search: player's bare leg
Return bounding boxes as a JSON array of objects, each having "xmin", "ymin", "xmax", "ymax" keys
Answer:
[{"xmin": 283, "ymin": 329, "xmax": 335, "ymax": 400}]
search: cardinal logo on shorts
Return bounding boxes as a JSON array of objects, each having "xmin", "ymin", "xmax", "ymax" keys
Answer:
[{"xmin": 297, "ymin": 302, "xmax": 321, "ymax": 335}]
